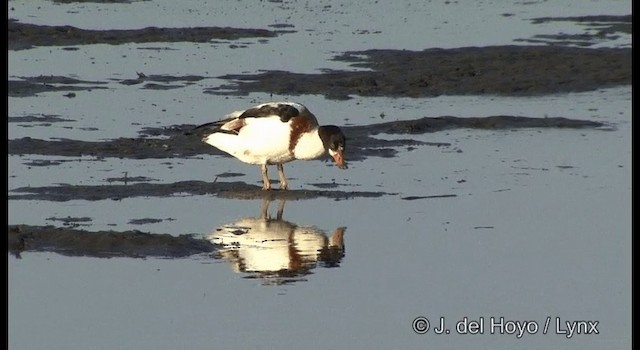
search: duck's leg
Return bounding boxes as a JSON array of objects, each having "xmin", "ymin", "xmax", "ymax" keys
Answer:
[
  {"xmin": 260, "ymin": 164, "xmax": 272, "ymax": 190},
  {"xmin": 277, "ymin": 163, "xmax": 288, "ymax": 190}
]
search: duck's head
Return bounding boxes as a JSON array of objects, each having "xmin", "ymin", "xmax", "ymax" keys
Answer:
[{"xmin": 319, "ymin": 125, "xmax": 347, "ymax": 169}]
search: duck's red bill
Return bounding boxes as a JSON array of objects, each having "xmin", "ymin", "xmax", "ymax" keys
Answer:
[{"xmin": 332, "ymin": 152, "xmax": 347, "ymax": 169}]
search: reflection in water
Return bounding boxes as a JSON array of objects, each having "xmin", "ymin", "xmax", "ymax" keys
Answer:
[{"xmin": 208, "ymin": 199, "xmax": 346, "ymax": 285}]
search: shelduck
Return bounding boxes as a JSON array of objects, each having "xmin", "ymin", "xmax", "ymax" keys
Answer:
[{"xmin": 193, "ymin": 102, "xmax": 347, "ymax": 190}]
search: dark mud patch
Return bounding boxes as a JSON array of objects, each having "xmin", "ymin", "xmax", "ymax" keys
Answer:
[
  {"xmin": 8, "ymin": 76, "xmax": 109, "ymax": 97},
  {"xmin": 344, "ymin": 115, "xmax": 606, "ymax": 136},
  {"xmin": 8, "ymin": 225, "xmax": 216, "ymax": 259},
  {"xmin": 208, "ymin": 45, "xmax": 630, "ymax": 100},
  {"xmin": 8, "ymin": 181, "xmax": 390, "ymax": 202},
  {"xmin": 8, "ymin": 19, "xmax": 288, "ymax": 51},
  {"xmin": 105, "ymin": 175, "xmax": 158, "ymax": 184},
  {"xmin": 515, "ymin": 33, "xmax": 622, "ymax": 47},
  {"xmin": 19, "ymin": 158, "xmax": 106, "ymax": 168},
  {"xmin": 117, "ymin": 72, "xmax": 206, "ymax": 89},
  {"xmin": 309, "ymin": 182, "xmax": 347, "ymax": 189},
  {"xmin": 50, "ymin": 0, "xmax": 144, "ymax": 4},
  {"xmin": 9, "ymin": 114, "xmax": 75, "ymax": 123},
  {"xmin": 517, "ymin": 15, "xmax": 632, "ymax": 46},
  {"xmin": 530, "ymin": 15, "xmax": 632, "ymax": 33},
  {"xmin": 7, "ymin": 115, "xmax": 605, "ymax": 161},
  {"xmin": 45, "ymin": 216, "xmax": 93, "ymax": 227},
  {"xmin": 128, "ymin": 218, "xmax": 168, "ymax": 225},
  {"xmin": 401, "ymin": 194, "xmax": 458, "ymax": 200},
  {"xmin": 8, "ymin": 73, "xmax": 209, "ymax": 97},
  {"xmin": 22, "ymin": 159, "xmax": 66, "ymax": 167},
  {"xmin": 8, "ymin": 132, "xmax": 209, "ymax": 159},
  {"xmin": 215, "ymin": 172, "xmax": 246, "ymax": 178}
]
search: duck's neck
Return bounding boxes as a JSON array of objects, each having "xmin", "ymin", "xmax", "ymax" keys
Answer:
[{"xmin": 293, "ymin": 128, "xmax": 326, "ymax": 160}]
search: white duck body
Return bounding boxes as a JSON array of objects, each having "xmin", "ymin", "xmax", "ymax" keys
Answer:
[{"xmin": 203, "ymin": 113, "xmax": 326, "ymax": 165}]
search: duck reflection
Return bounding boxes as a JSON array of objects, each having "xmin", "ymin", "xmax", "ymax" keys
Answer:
[{"xmin": 208, "ymin": 199, "xmax": 346, "ymax": 285}]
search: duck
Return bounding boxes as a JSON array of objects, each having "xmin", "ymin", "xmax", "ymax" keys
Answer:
[{"xmin": 193, "ymin": 102, "xmax": 347, "ymax": 190}]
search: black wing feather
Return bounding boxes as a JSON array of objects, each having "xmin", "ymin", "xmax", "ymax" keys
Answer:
[
  {"xmin": 239, "ymin": 104, "xmax": 300, "ymax": 122},
  {"xmin": 187, "ymin": 103, "xmax": 299, "ymax": 136},
  {"xmin": 187, "ymin": 118, "xmax": 235, "ymax": 135}
]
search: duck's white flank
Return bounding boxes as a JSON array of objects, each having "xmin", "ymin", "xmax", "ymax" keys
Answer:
[{"xmin": 203, "ymin": 116, "xmax": 295, "ymax": 165}]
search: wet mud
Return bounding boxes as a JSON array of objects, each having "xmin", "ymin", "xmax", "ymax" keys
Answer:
[
  {"xmin": 8, "ymin": 15, "xmax": 631, "ymax": 99},
  {"xmin": 519, "ymin": 15, "xmax": 632, "ymax": 46},
  {"xmin": 9, "ymin": 45, "xmax": 631, "ymax": 99},
  {"xmin": 8, "ymin": 19, "xmax": 286, "ymax": 51},
  {"xmin": 8, "ymin": 225, "xmax": 216, "ymax": 259},
  {"xmin": 8, "ymin": 115, "xmax": 604, "ymax": 159},
  {"xmin": 211, "ymin": 45, "xmax": 630, "ymax": 99},
  {"xmin": 8, "ymin": 76, "xmax": 109, "ymax": 97},
  {"xmin": 8, "ymin": 114, "xmax": 603, "ymax": 203},
  {"xmin": 8, "ymin": 181, "xmax": 390, "ymax": 202},
  {"xmin": 8, "ymin": 14, "xmax": 629, "ymax": 257}
]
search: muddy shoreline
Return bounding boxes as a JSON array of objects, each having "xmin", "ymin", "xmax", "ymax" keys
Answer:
[
  {"xmin": 8, "ymin": 114, "xmax": 605, "ymax": 202},
  {"xmin": 8, "ymin": 19, "xmax": 285, "ymax": 51},
  {"xmin": 211, "ymin": 45, "xmax": 631, "ymax": 99},
  {"xmin": 8, "ymin": 224, "xmax": 216, "ymax": 259},
  {"xmin": 8, "ymin": 44, "xmax": 631, "ymax": 99},
  {"xmin": 8, "ymin": 115, "xmax": 604, "ymax": 159},
  {"xmin": 8, "ymin": 14, "xmax": 630, "ymax": 257},
  {"xmin": 8, "ymin": 16, "xmax": 631, "ymax": 99}
]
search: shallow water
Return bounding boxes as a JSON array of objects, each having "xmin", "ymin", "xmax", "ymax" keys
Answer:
[{"xmin": 8, "ymin": 0, "xmax": 631, "ymax": 349}]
